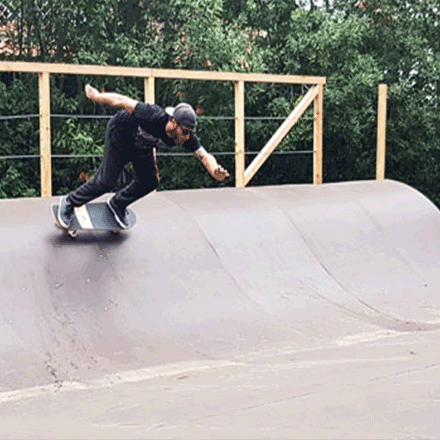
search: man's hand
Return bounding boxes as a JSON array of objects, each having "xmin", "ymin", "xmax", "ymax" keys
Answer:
[
  {"xmin": 194, "ymin": 147, "xmax": 230, "ymax": 182},
  {"xmin": 212, "ymin": 165, "xmax": 230, "ymax": 182},
  {"xmin": 85, "ymin": 84, "xmax": 100, "ymax": 102}
]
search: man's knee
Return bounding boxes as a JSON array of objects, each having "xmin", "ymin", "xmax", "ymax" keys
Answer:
[
  {"xmin": 99, "ymin": 181, "xmax": 116, "ymax": 193},
  {"xmin": 95, "ymin": 172, "xmax": 119, "ymax": 192}
]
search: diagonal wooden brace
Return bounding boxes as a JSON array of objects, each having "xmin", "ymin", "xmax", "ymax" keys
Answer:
[{"xmin": 244, "ymin": 85, "xmax": 320, "ymax": 186}]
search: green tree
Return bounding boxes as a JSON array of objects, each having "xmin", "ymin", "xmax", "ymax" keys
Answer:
[{"xmin": 2, "ymin": 0, "xmax": 440, "ymax": 206}]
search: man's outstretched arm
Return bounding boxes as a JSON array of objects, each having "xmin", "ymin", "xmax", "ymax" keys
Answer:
[
  {"xmin": 85, "ymin": 84, "xmax": 138, "ymax": 113},
  {"xmin": 194, "ymin": 147, "xmax": 230, "ymax": 182}
]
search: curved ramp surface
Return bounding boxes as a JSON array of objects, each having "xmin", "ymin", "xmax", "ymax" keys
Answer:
[
  {"xmin": 2, "ymin": 179, "xmax": 440, "ymax": 439},
  {"xmin": 1, "ymin": 179, "xmax": 440, "ymax": 393}
]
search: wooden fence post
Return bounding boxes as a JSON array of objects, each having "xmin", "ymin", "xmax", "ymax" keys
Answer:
[
  {"xmin": 377, "ymin": 84, "xmax": 388, "ymax": 180},
  {"xmin": 39, "ymin": 71, "xmax": 52, "ymax": 197},
  {"xmin": 144, "ymin": 76, "xmax": 155, "ymax": 104},
  {"xmin": 313, "ymin": 83, "xmax": 324, "ymax": 184},
  {"xmin": 235, "ymin": 80, "xmax": 245, "ymax": 188}
]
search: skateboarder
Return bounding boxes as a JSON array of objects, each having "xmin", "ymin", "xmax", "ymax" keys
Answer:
[{"xmin": 57, "ymin": 84, "xmax": 230, "ymax": 229}]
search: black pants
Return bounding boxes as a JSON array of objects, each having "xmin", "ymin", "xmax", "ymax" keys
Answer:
[{"xmin": 68, "ymin": 118, "xmax": 159, "ymax": 209}]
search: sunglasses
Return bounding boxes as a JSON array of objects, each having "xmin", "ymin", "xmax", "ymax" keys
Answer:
[{"xmin": 178, "ymin": 124, "xmax": 194, "ymax": 136}]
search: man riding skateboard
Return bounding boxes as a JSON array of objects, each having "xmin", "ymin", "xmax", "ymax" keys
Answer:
[{"xmin": 57, "ymin": 84, "xmax": 230, "ymax": 229}]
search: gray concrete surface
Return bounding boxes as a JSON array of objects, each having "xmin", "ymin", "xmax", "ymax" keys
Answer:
[{"xmin": 1, "ymin": 179, "xmax": 440, "ymax": 438}]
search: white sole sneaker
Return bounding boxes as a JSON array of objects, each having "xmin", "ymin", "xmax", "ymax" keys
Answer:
[
  {"xmin": 107, "ymin": 198, "xmax": 128, "ymax": 229},
  {"xmin": 57, "ymin": 196, "xmax": 72, "ymax": 229}
]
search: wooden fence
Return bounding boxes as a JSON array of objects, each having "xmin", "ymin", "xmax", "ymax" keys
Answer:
[
  {"xmin": 0, "ymin": 61, "xmax": 326, "ymax": 197},
  {"xmin": 376, "ymin": 83, "xmax": 388, "ymax": 180}
]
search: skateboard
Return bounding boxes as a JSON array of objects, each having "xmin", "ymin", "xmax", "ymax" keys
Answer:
[{"xmin": 52, "ymin": 202, "xmax": 136, "ymax": 238}]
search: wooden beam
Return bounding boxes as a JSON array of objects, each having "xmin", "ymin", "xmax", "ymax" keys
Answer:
[
  {"xmin": 39, "ymin": 71, "xmax": 52, "ymax": 197},
  {"xmin": 313, "ymin": 83, "xmax": 324, "ymax": 184},
  {"xmin": 235, "ymin": 80, "xmax": 245, "ymax": 188},
  {"xmin": 0, "ymin": 61, "xmax": 154, "ymax": 78},
  {"xmin": 154, "ymin": 68, "xmax": 327, "ymax": 85},
  {"xmin": 376, "ymin": 84, "xmax": 388, "ymax": 180},
  {"xmin": 144, "ymin": 76, "xmax": 155, "ymax": 103},
  {"xmin": 0, "ymin": 61, "xmax": 327, "ymax": 85},
  {"xmin": 244, "ymin": 85, "xmax": 320, "ymax": 186}
]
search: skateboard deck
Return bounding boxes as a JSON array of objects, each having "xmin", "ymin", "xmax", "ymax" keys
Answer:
[{"xmin": 52, "ymin": 202, "xmax": 136, "ymax": 238}]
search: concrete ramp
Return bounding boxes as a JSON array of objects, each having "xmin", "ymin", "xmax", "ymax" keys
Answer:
[{"xmin": 1, "ymin": 179, "xmax": 440, "ymax": 395}]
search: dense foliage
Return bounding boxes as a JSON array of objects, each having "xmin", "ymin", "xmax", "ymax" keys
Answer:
[{"xmin": 1, "ymin": 0, "xmax": 440, "ymax": 205}]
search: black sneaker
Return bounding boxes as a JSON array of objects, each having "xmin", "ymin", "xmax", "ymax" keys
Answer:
[
  {"xmin": 58, "ymin": 195, "xmax": 74, "ymax": 228},
  {"xmin": 107, "ymin": 197, "xmax": 129, "ymax": 229}
]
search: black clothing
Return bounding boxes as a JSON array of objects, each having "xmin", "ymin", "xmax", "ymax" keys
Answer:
[
  {"xmin": 132, "ymin": 103, "xmax": 200, "ymax": 153},
  {"xmin": 68, "ymin": 103, "xmax": 200, "ymax": 209}
]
